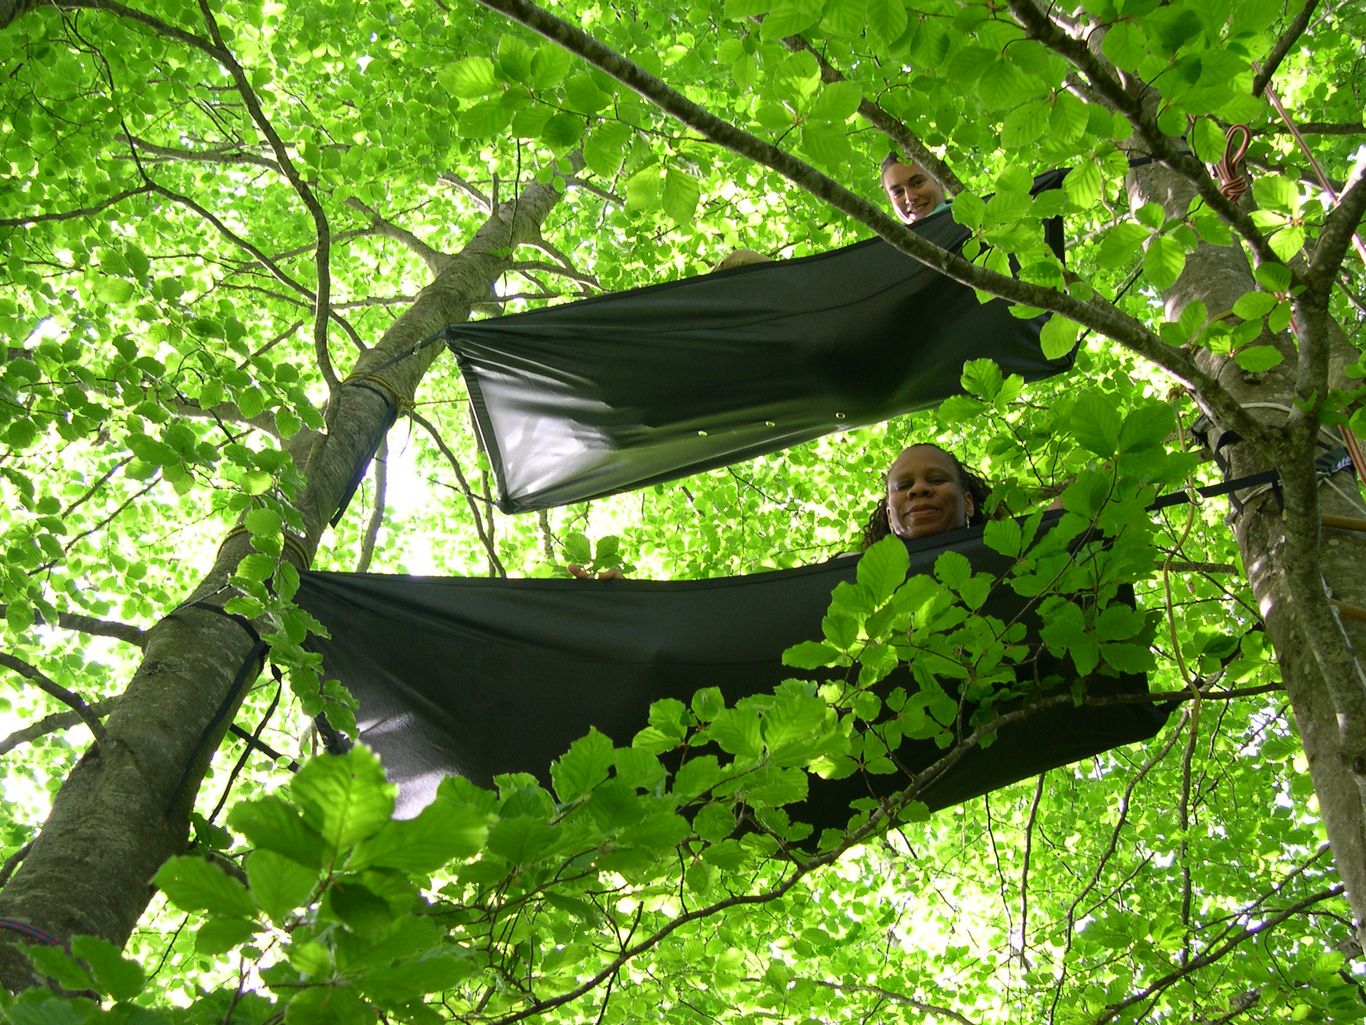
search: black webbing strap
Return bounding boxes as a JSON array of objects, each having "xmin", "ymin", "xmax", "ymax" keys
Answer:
[
  {"xmin": 1149, "ymin": 446, "xmax": 1356, "ymax": 514},
  {"xmin": 167, "ymin": 601, "xmax": 269, "ymax": 812},
  {"xmin": 1149, "ymin": 470, "xmax": 1281, "ymax": 511},
  {"xmin": 330, "ymin": 373, "xmax": 404, "ymax": 527},
  {"xmin": 227, "ymin": 723, "xmax": 299, "ymax": 772}
]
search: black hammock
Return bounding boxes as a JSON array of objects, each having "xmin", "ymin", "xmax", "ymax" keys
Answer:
[
  {"xmin": 297, "ymin": 512, "xmax": 1168, "ymax": 831},
  {"xmin": 445, "ymin": 170, "xmax": 1069, "ymax": 513}
]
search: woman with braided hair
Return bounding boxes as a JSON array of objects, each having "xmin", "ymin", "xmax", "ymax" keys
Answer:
[{"xmin": 861, "ymin": 443, "xmax": 993, "ymax": 549}]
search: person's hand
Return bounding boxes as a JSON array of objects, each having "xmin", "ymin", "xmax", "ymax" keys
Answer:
[{"xmin": 567, "ymin": 564, "xmax": 626, "ymax": 581}]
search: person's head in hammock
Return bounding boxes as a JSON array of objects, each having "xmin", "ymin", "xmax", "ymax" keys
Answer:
[
  {"xmin": 861, "ymin": 444, "xmax": 991, "ymax": 549},
  {"xmin": 880, "ymin": 153, "xmax": 947, "ymax": 224}
]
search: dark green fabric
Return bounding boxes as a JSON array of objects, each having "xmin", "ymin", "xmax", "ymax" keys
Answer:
[{"xmin": 446, "ymin": 170, "xmax": 1069, "ymax": 512}]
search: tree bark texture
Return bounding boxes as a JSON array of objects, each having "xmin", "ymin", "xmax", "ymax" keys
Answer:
[
  {"xmin": 0, "ymin": 179, "xmax": 565, "ymax": 991},
  {"xmin": 1126, "ymin": 161, "xmax": 1366, "ymax": 950}
]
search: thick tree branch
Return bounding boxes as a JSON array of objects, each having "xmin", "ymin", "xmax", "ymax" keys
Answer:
[
  {"xmin": 511, "ymin": 259, "xmax": 599, "ymax": 289},
  {"xmin": 1252, "ymin": 0, "xmax": 1321, "ymax": 98},
  {"xmin": 438, "ymin": 170, "xmax": 493, "ymax": 211},
  {"xmin": 119, "ymin": 133, "xmax": 279, "ymax": 171},
  {"xmin": 1006, "ymin": 0, "xmax": 1286, "ymax": 275},
  {"xmin": 197, "ymin": 0, "xmax": 338, "ymax": 389},
  {"xmin": 345, "ymin": 197, "xmax": 450, "ymax": 276},
  {"xmin": 1310, "ymin": 162, "xmax": 1366, "ymax": 285},
  {"xmin": 0, "ymin": 185, "xmax": 152, "ymax": 228},
  {"xmin": 781, "ymin": 33, "xmax": 964, "ymax": 193},
  {"xmin": 28, "ymin": 0, "xmax": 225, "ymax": 59},
  {"xmin": 0, "ymin": 697, "xmax": 120, "ymax": 756},
  {"xmin": 0, "ymin": 606, "xmax": 145, "ymax": 647},
  {"xmin": 471, "ymin": 0, "xmax": 1271, "ymax": 450},
  {"xmin": 0, "ymin": 652, "xmax": 107, "ymax": 746}
]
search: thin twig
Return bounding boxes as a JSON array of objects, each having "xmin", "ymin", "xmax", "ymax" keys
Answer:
[
  {"xmin": 406, "ymin": 408, "xmax": 506, "ymax": 577},
  {"xmin": 0, "ymin": 842, "xmax": 34, "ymax": 888},
  {"xmin": 0, "ymin": 651, "xmax": 107, "ymax": 746},
  {"xmin": 197, "ymin": 0, "xmax": 339, "ymax": 389},
  {"xmin": 355, "ymin": 437, "xmax": 387, "ymax": 573},
  {"xmin": 0, "ymin": 185, "xmax": 154, "ymax": 227},
  {"xmin": 0, "ymin": 696, "xmax": 120, "ymax": 756},
  {"xmin": 1252, "ymin": 0, "xmax": 1321, "ymax": 98}
]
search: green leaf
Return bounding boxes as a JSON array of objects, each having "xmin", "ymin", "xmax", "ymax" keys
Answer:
[
  {"xmin": 439, "ymin": 57, "xmax": 498, "ymax": 99},
  {"xmin": 196, "ymin": 916, "xmax": 258, "ymax": 956},
  {"xmin": 229, "ymin": 794, "xmax": 326, "ymax": 868},
  {"xmin": 1101, "ymin": 19, "xmax": 1146, "ymax": 70},
  {"xmin": 951, "ymin": 191, "xmax": 985, "ymax": 230},
  {"xmin": 1232, "ymin": 290, "xmax": 1278, "ymax": 319},
  {"xmin": 1070, "ymin": 391, "xmax": 1124, "ymax": 456},
  {"xmin": 285, "ymin": 985, "xmax": 370, "ymax": 1025},
  {"xmin": 584, "ymin": 121, "xmax": 631, "ymax": 177},
  {"xmin": 1270, "ymin": 224, "xmax": 1305, "ymax": 262},
  {"xmin": 352, "ymin": 789, "xmax": 492, "ymax": 872},
  {"xmin": 541, "ymin": 112, "xmax": 584, "ymax": 150},
  {"xmin": 551, "ymin": 727, "xmax": 615, "ymax": 801},
  {"xmin": 708, "ymin": 706, "xmax": 763, "ymax": 758},
  {"xmin": 291, "ymin": 746, "xmax": 395, "ymax": 857},
  {"xmin": 496, "ymin": 34, "xmax": 535, "ymax": 83},
  {"xmin": 154, "ymin": 855, "xmax": 258, "ymax": 918},
  {"xmin": 690, "ymin": 685, "xmax": 725, "ymax": 722},
  {"xmin": 327, "ymin": 879, "xmax": 394, "ymax": 934},
  {"xmin": 69, "ymin": 935, "xmax": 145, "ymax": 1001},
  {"xmin": 865, "ymin": 0, "xmax": 908, "ymax": 43},
  {"xmin": 760, "ymin": 0, "xmax": 823, "ymax": 40},
  {"xmin": 1040, "ymin": 315, "xmax": 1080, "ymax": 360},
  {"xmin": 1234, "ymin": 345, "xmax": 1285, "ymax": 372},
  {"xmin": 783, "ymin": 640, "xmax": 844, "ymax": 669},
  {"xmin": 810, "ymin": 80, "xmax": 862, "ymax": 121},
  {"xmin": 1252, "ymin": 174, "xmax": 1299, "ymax": 214},
  {"xmin": 662, "ymin": 167, "xmax": 701, "ymax": 226},
  {"xmin": 624, "ymin": 165, "xmax": 661, "ymax": 212},
  {"xmin": 800, "ymin": 122, "xmax": 852, "ymax": 167},
  {"xmin": 564, "ymin": 73, "xmax": 612, "ymax": 113},
  {"xmin": 857, "ymin": 535, "xmax": 909, "ymax": 603},
  {"xmin": 1143, "ymin": 235, "xmax": 1186, "ymax": 290},
  {"xmin": 530, "ymin": 45, "xmax": 573, "ymax": 89},
  {"xmin": 933, "ymin": 549, "xmax": 971, "ymax": 589},
  {"xmin": 485, "ymin": 815, "xmax": 556, "ymax": 864},
  {"xmin": 1254, "ymin": 262, "xmax": 1292, "ymax": 292},
  {"xmin": 245, "ymin": 849, "xmax": 318, "ymax": 924},
  {"xmin": 24, "ymin": 945, "xmax": 95, "ymax": 993},
  {"xmin": 1097, "ymin": 222, "xmax": 1147, "ymax": 269},
  {"xmin": 1065, "ymin": 160, "xmax": 1102, "ymax": 209}
]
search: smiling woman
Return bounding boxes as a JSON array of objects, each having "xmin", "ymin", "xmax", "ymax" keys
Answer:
[
  {"xmin": 860, "ymin": 443, "xmax": 993, "ymax": 548},
  {"xmin": 880, "ymin": 153, "xmax": 949, "ymax": 224}
]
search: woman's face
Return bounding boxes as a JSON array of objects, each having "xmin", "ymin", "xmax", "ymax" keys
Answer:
[
  {"xmin": 881, "ymin": 161, "xmax": 946, "ymax": 224},
  {"xmin": 885, "ymin": 446, "xmax": 974, "ymax": 539}
]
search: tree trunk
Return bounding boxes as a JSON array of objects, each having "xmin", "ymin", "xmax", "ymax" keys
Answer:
[
  {"xmin": 1126, "ymin": 161, "xmax": 1366, "ymax": 951},
  {"xmin": 0, "ymin": 179, "xmax": 565, "ymax": 991}
]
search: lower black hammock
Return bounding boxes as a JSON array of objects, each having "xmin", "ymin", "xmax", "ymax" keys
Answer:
[
  {"xmin": 296, "ymin": 511, "xmax": 1169, "ymax": 833},
  {"xmin": 445, "ymin": 170, "xmax": 1069, "ymax": 513}
]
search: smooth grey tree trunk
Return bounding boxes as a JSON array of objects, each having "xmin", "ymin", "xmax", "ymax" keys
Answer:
[{"xmin": 1126, "ymin": 161, "xmax": 1366, "ymax": 951}]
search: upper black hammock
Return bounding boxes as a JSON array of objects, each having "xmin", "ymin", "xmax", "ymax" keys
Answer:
[
  {"xmin": 446, "ymin": 169, "xmax": 1069, "ymax": 513},
  {"xmin": 297, "ymin": 511, "xmax": 1168, "ymax": 832}
]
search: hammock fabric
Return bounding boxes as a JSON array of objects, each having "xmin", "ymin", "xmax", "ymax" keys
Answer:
[
  {"xmin": 446, "ymin": 170, "xmax": 1069, "ymax": 513},
  {"xmin": 297, "ymin": 513, "xmax": 1168, "ymax": 829}
]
